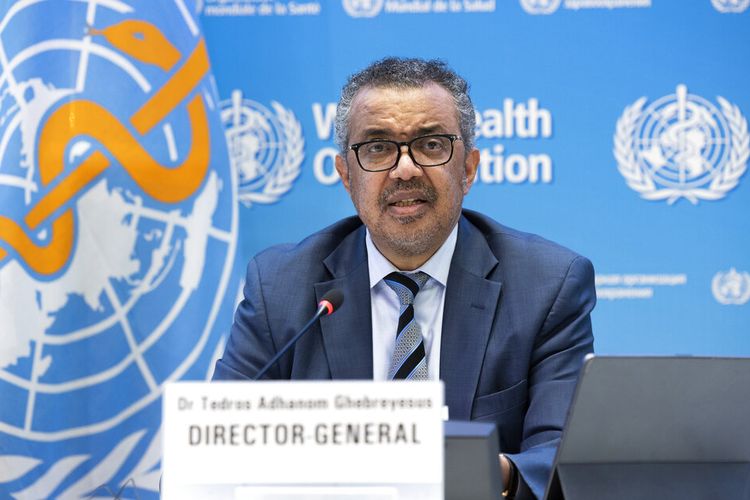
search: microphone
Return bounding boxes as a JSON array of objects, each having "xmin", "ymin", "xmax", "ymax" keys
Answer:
[
  {"xmin": 317, "ymin": 288, "xmax": 344, "ymax": 317},
  {"xmin": 252, "ymin": 289, "xmax": 344, "ymax": 381}
]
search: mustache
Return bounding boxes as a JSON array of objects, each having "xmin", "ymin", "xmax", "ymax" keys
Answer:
[{"xmin": 379, "ymin": 179, "xmax": 438, "ymax": 207}]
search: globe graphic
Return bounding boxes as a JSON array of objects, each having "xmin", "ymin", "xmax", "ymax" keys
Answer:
[
  {"xmin": 0, "ymin": 1, "xmax": 237, "ymax": 441},
  {"xmin": 635, "ymin": 91, "xmax": 731, "ymax": 190}
]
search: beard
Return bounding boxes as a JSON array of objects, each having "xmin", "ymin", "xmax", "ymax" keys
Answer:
[{"xmin": 354, "ymin": 178, "xmax": 463, "ymax": 260}]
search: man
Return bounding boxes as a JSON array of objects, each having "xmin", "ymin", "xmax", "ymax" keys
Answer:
[{"xmin": 213, "ymin": 57, "xmax": 596, "ymax": 499}]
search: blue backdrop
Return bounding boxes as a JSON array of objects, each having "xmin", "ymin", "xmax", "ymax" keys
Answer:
[
  {"xmin": 200, "ymin": 0, "xmax": 750, "ymax": 356},
  {"xmin": 0, "ymin": 1, "xmax": 748, "ymax": 498}
]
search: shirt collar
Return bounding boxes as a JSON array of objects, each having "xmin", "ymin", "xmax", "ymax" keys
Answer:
[{"xmin": 365, "ymin": 223, "xmax": 458, "ymax": 288}]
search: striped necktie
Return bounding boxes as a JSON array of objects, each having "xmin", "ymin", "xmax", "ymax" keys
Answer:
[{"xmin": 383, "ymin": 271, "xmax": 430, "ymax": 380}]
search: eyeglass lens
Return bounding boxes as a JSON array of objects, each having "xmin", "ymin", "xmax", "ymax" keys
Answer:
[{"xmin": 358, "ymin": 135, "xmax": 454, "ymax": 170}]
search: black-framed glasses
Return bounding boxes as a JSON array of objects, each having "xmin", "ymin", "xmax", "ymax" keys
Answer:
[{"xmin": 348, "ymin": 133, "xmax": 463, "ymax": 172}]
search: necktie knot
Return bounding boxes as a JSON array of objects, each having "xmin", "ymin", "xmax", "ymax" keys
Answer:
[{"xmin": 384, "ymin": 271, "xmax": 429, "ymax": 305}]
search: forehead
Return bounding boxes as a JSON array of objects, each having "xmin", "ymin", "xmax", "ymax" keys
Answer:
[{"xmin": 347, "ymin": 83, "xmax": 459, "ymax": 141}]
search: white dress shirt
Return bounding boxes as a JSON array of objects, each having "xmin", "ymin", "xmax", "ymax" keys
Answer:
[{"xmin": 366, "ymin": 224, "xmax": 458, "ymax": 381}]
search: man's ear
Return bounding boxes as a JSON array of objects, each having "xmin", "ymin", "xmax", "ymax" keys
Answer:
[
  {"xmin": 463, "ymin": 148, "xmax": 480, "ymax": 194},
  {"xmin": 335, "ymin": 154, "xmax": 352, "ymax": 194}
]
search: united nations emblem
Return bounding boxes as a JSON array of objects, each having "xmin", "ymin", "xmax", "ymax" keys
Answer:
[
  {"xmin": 519, "ymin": 0, "xmax": 562, "ymax": 14},
  {"xmin": 712, "ymin": 268, "xmax": 750, "ymax": 305},
  {"xmin": 220, "ymin": 89, "xmax": 303, "ymax": 206},
  {"xmin": 342, "ymin": 0, "xmax": 385, "ymax": 17},
  {"xmin": 0, "ymin": 1, "xmax": 237, "ymax": 498},
  {"xmin": 614, "ymin": 84, "xmax": 749, "ymax": 204},
  {"xmin": 711, "ymin": 0, "xmax": 750, "ymax": 13}
]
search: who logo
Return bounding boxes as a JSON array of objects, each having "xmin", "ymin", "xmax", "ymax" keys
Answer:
[
  {"xmin": 342, "ymin": 0, "xmax": 385, "ymax": 17},
  {"xmin": 0, "ymin": 1, "xmax": 238, "ymax": 498},
  {"xmin": 712, "ymin": 268, "xmax": 750, "ymax": 305},
  {"xmin": 711, "ymin": 0, "xmax": 750, "ymax": 13},
  {"xmin": 219, "ymin": 89, "xmax": 304, "ymax": 206},
  {"xmin": 519, "ymin": 0, "xmax": 561, "ymax": 14},
  {"xmin": 614, "ymin": 85, "xmax": 749, "ymax": 204}
]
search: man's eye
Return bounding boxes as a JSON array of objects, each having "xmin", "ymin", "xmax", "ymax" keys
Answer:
[
  {"xmin": 365, "ymin": 143, "xmax": 388, "ymax": 154},
  {"xmin": 424, "ymin": 140, "xmax": 443, "ymax": 150}
]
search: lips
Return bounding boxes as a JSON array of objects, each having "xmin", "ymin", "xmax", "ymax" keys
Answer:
[
  {"xmin": 390, "ymin": 198, "xmax": 425, "ymax": 207},
  {"xmin": 381, "ymin": 189, "xmax": 436, "ymax": 221},
  {"xmin": 387, "ymin": 192, "xmax": 428, "ymax": 206},
  {"xmin": 383, "ymin": 191, "xmax": 430, "ymax": 217},
  {"xmin": 379, "ymin": 181, "xmax": 438, "ymax": 213}
]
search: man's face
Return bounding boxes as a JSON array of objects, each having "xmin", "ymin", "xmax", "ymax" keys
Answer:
[{"xmin": 335, "ymin": 83, "xmax": 480, "ymax": 270}]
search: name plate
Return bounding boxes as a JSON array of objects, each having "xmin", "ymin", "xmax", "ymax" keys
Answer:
[{"xmin": 162, "ymin": 381, "xmax": 444, "ymax": 498}]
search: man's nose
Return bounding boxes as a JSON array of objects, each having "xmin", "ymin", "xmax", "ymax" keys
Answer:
[{"xmin": 389, "ymin": 145, "xmax": 423, "ymax": 180}]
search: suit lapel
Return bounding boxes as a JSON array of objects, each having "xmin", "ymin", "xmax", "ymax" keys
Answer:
[
  {"xmin": 440, "ymin": 216, "xmax": 502, "ymax": 420},
  {"xmin": 314, "ymin": 225, "xmax": 373, "ymax": 379}
]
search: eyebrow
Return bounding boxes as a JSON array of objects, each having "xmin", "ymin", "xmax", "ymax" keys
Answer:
[
  {"xmin": 416, "ymin": 124, "xmax": 445, "ymax": 135},
  {"xmin": 359, "ymin": 128, "xmax": 390, "ymax": 139},
  {"xmin": 358, "ymin": 124, "xmax": 447, "ymax": 140}
]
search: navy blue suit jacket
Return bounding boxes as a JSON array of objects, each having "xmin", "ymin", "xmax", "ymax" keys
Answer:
[{"xmin": 214, "ymin": 209, "xmax": 596, "ymax": 499}]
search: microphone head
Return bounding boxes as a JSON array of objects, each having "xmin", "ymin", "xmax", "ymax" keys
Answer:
[{"xmin": 319, "ymin": 288, "xmax": 344, "ymax": 315}]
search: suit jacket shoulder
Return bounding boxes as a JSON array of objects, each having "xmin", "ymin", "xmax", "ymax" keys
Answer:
[{"xmin": 254, "ymin": 216, "xmax": 365, "ymax": 277}]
